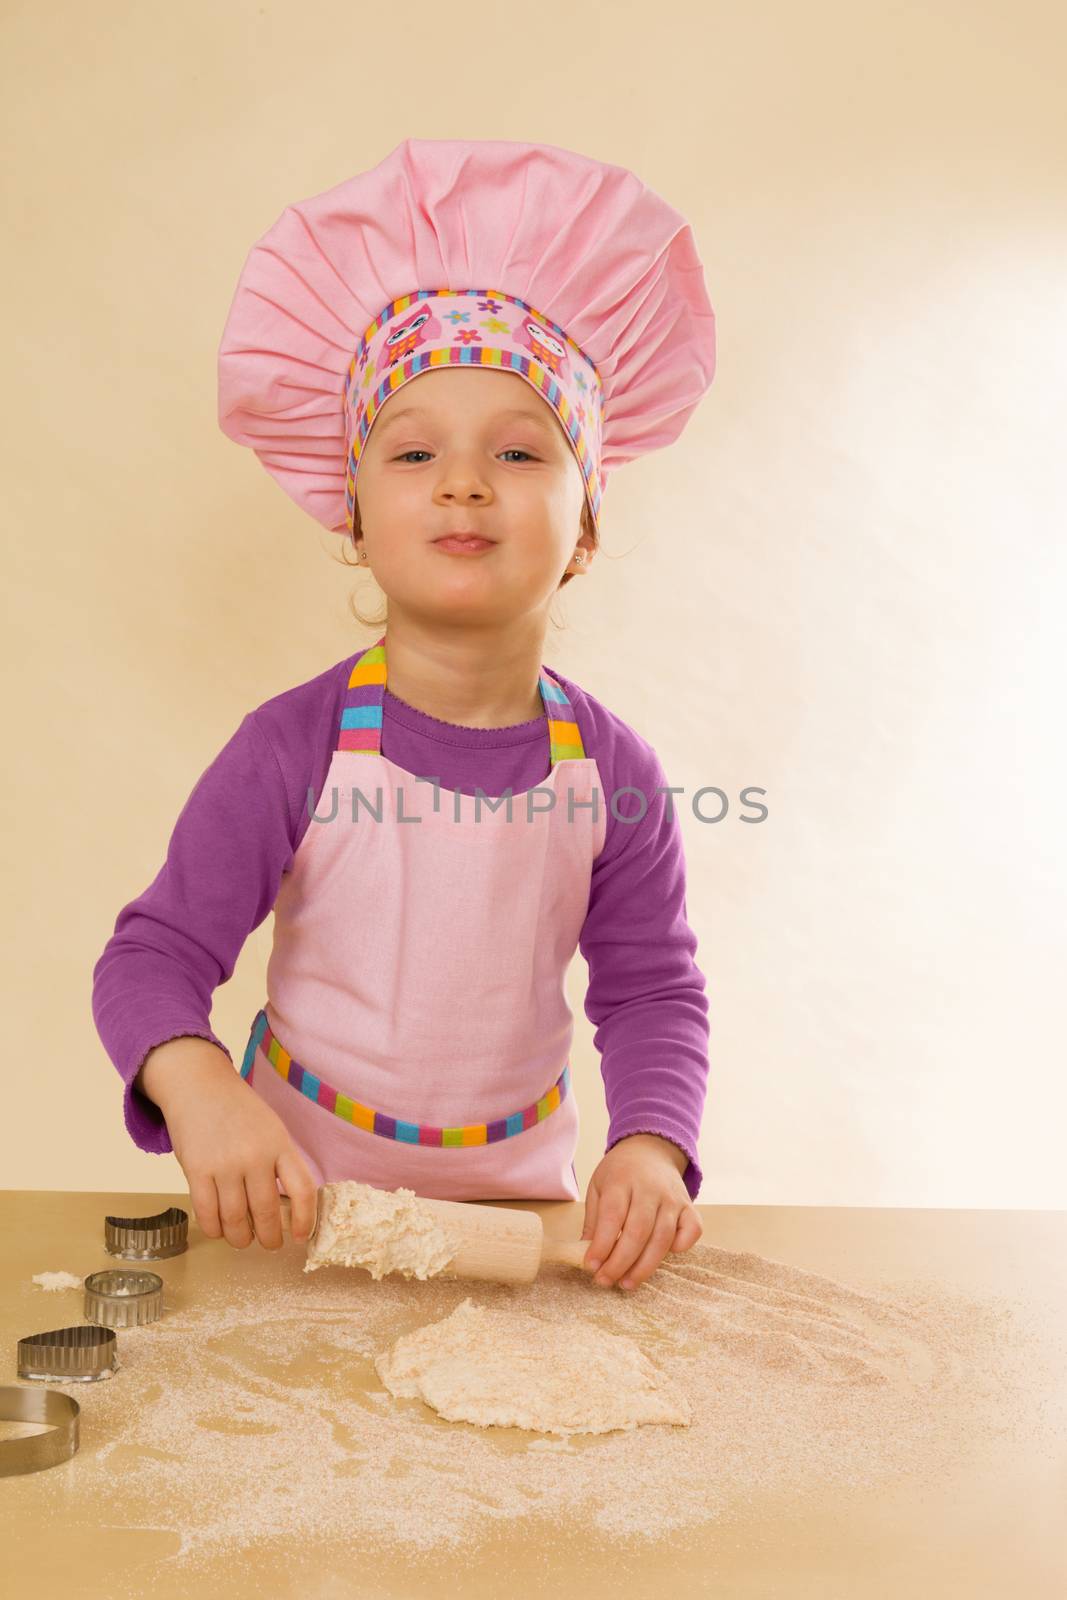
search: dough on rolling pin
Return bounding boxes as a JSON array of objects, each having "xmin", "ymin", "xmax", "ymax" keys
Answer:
[
  {"xmin": 374, "ymin": 1297, "xmax": 691, "ymax": 1435},
  {"xmin": 305, "ymin": 1180, "xmax": 459, "ymax": 1280}
]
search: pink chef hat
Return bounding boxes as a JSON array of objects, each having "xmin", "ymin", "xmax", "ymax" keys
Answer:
[{"xmin": 217, "ymin": 138, "xmax": 716, "ymax": 542}]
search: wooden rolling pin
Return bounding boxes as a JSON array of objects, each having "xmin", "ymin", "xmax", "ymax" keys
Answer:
[{"xmin": 278, "ymin": 1189, "xmax": 593, "ymax": 1285}]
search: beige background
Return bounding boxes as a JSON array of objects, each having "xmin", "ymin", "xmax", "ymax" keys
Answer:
[{"xmin": 2, "ymin": 0, "xmax": 1064, "ymax": 1204}]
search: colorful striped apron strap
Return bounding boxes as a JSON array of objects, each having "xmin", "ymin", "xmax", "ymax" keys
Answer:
[{"xmin": 337, "ymin": 634, "xmax": 586, "ymax": 761}]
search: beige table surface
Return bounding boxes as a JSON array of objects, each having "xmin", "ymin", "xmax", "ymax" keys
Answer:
[{"xmin": 1, "ymin": 1190, "xmax": 1065, "ymax": 1599}]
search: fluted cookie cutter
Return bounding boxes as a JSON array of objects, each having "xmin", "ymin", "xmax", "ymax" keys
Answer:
[
  {"xmin": 14, "ymin": 1203, "xmax": 179, "ymax": 1383},
  {"xmin": 0, "ymin": 1386, "xmax": 79, "ymax": 1477},
  {"xmin": 17, "ymin": 1324, "xmax": 118, "ymax": 1383},
  {"xmin": 104, "ymin": 1204, "xmax": 188, "ymax": 1259},
  {"xmin": 85, "ymin": 1268, "xmax": 164, "ymax": 1328},
  {"xmin": 17, "ymin": 1268, "xmax": 164, "ymax": 1384}
]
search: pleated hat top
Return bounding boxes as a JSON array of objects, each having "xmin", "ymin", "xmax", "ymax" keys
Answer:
[{"xmin": 217, "ymin": 137, "xmax": 717, "ymax": 542}]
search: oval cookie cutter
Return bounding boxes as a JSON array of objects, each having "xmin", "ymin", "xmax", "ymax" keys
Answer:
[{"xmin": 17, "ymin": 1325, "xmax": 118, "ymax": 1383}]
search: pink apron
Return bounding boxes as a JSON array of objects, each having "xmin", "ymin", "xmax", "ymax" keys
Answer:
[{"xmin": 239, "ymin": 636, "xmax": 607, "ymax": 1201}]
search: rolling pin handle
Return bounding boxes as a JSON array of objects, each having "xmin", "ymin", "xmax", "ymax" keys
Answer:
[
  {"xmin": 541, "ymin": 1237, "xmax": 596, "ymax": 1272},
  {"xmin": 278, "ymin": 1193, "xmax": 318, "ymax": 1240}
]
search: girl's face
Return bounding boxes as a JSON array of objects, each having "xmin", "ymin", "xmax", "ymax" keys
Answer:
[{"xmin": 353, "ymin": 368, "xmax": 592, "ymax": 626}]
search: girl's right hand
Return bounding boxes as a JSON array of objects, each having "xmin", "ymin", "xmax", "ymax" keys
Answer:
[{"xmin": 138, "ymin": 1038, "xmax": 319, "ymax": 1252}]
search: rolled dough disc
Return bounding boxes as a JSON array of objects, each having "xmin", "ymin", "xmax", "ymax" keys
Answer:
[{"xmin": 374, "ymin": 1297, "xmax": 691, "ymax": 1435}]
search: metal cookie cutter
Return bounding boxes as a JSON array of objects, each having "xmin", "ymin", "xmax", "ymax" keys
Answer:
[
  {"xmin": 0, "ymin": 1386, "xmax": 80, "ymax": 1477},
  {"xmin": 17, "ymin": 1270, "xmax": 163, "ymax": 1384},
  {"xmin": 17, "ymin": 1324, "xmax": 118, "ymax": 1383},
  {"xmin": 85, "ymin": 1268, "xmax": 164, "ymax": 1329},
  {"xmin": 104, "ymin": 1204, "xmax": 188, "ymax": 1259}
]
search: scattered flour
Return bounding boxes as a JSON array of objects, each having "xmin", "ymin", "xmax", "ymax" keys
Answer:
[{"xmin": 8, "ymin": 1239, "xmax": 1062, "ymax": 1589}]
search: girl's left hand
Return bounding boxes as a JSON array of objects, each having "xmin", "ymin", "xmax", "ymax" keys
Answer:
[{"xmin": 581, "ymin": 1133, "xmax": 703, "ymax": 1290}]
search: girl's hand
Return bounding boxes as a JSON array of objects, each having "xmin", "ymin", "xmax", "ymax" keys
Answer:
[
  {"xmin": 581, "ymin": 1133, "xmax": 703, "ymax": 1290},
  {"xmin": 138, "ymin": 1037, "xmax": 319, "ymax": 1252}
]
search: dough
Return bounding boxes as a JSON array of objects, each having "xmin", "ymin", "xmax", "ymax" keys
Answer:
[
  {"xmin": 305, "ymin": 1180, "xmax": 459, "ymax": 1280},
  {"xmin": 374, "ymin": 1297, "xmax": 691, "ymax": 1435}
]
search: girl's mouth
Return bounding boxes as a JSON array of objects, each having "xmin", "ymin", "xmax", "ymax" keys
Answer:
[{"xmin": 433, "ymin": 537, "xmax": 495, "ymax": 554}]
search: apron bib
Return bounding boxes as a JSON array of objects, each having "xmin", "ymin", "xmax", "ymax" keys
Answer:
[{"xmin": 239, "ymin": 636, "xmax": 606, "ymax": 1200}]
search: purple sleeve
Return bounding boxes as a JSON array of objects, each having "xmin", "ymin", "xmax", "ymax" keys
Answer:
[
  {"xmin": 91, "ymin": 711, "xmax": 298, "ymax": 1154},
  {"xmin": 578, "ymin": 731, "xmax": 710, "ymax": 1201}
]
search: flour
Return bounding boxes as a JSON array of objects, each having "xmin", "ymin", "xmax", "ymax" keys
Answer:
[
  {"xmin": 17, "ymin": 1240, "xmax": 1063, "ymax": 1584},
  {"xmin": 30, "ymin": 1270, "xmax": 84, "ymax": 1291},
  {"xmin": 305, "ymin": 1180, "xmax": 459, "ymax": 1279},
  {"xmin": 374, "ymin": 1295, "xmax": 691, "ymax": 1435}
]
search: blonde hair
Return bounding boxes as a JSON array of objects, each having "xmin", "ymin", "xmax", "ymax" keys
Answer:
[{"xmin": 335, "ymin": 498, "xmax": 599, "ymax": 631}]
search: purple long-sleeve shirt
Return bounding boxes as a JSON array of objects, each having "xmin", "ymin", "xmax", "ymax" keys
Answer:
[{"xmin": 92, "ymin": 648, "xmax": 710, "ymax": 1199}]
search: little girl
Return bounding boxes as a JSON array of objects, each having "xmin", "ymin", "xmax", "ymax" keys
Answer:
[{"xmin": 92, "ymin": 138, "xmax": 717, "ymax": 1294}]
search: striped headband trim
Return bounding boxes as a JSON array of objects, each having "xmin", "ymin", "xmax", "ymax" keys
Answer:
[
  {"xmin": 239, "ymin": 1009, "xmax": 570, "ymax": 1147},
  {"xmin": 341, "ymin": 288, "xmax": 604, "ymax": 538},
  {"xmin": 336, "ymin": 636, "xmax": 586, "ymax": 763}
]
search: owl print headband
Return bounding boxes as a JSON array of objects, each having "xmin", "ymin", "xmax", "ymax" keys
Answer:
[
  {"xmin": 342, "ymin": 289, "xmax": 604, "ymax": 538},
  {"xmin": 217, "ymin": 138, "xmax": 717, "ymax": 540}
]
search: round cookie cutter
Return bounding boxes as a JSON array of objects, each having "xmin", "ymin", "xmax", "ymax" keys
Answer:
[
  {"xmin": 0, "ymin": 1386, "xmax": 79, "ymax": 1477},
  {"xmin": 104, "ymin": 1204, "xmax": 188, "ymax": 1259},
  {"xmin": 85, "ymin": 1268, "xmax": 164, "ymax": 1329},
  {"xmin": 17, "ymin": 1325, "xmax": 118, "ymax": 1383}
]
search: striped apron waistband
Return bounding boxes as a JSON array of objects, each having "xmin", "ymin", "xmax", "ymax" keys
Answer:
[{"xmin": 239, "ymin": 1008, "xmax": 571, "ymax": 1148}]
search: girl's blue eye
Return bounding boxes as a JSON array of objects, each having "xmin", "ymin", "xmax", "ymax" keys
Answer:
[{"xmin": 394, "ymin": 449, "xmax": 535, "ymax": 464}]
